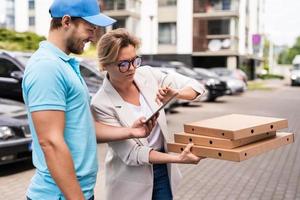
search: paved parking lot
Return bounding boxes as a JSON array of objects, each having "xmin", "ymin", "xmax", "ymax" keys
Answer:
[{"xmin": 0, "ymin": 80, "xmax": 300, "ymax": 200}]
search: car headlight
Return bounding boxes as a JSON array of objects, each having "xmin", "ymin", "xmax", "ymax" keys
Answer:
[
  {"xmin": 206, "ymin": 79, "xmax": 215, "ymax": 86},
  {"xmin": 0, "ymin": 126, "xmax": 15, "ymax": 140},
  {"xmin": 291, "ymin": 75, "xmax": 298, "ymax": 80}
]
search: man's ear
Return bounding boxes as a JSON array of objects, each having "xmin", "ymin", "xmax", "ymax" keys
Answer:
[{"xmin": 61, "ymin": 15, "xmax": 72, "ymax": 29}]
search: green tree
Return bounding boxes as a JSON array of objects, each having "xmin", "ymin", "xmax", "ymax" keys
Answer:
[
  {"xmin": 0, "ymin": 28, "xmax": 45, "ymax": 51},
  {"xmin": 278, "ymin": 36, "xmax": 300, "ymax": 64},
  {"xmin": 263, "ymin": 38, "xmax": 270, "ymax": 72}
]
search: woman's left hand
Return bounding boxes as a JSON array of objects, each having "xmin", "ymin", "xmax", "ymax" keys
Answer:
[{"xmin": 156, "ymin": 86, "xmax": 179, "ymax": 105}]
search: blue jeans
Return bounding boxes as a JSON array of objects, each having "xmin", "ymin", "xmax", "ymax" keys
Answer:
[
  {"xmin": 152, "ymin": 164, "xmax": 173, "ymax": 200},
  {"xmin": 27, "ymin": 195, "xmax": 94, "ymax": 200}
]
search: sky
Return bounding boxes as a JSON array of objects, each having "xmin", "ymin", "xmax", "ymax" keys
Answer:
[{"xmin": 264, "ymin": 0, "xmax": 300, "ymax": 47}]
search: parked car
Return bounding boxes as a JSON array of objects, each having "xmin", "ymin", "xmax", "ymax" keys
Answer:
[
  {"xmin": 194, "ymin": 68, "xmax": 246, "ymax": 95},
  {"xmin": 291, "ymin": 55, "xmax": 300, "ymax": 86},
  {"xmin": 142, "ymin": 60, "xmax": 227, "ymax": 102},
  {"xmin": 149, "ymin": 67, "xmax": 187, "ymax": 108},
  {"xmin": 76, "ymin": 58, "xmax": 105, "ymax": 95},
  {"xmin": 0, "ymin": 97, "xmax": 32, "ymax": 165},
  {"xmin": 210, "ymin": 67, "xmax": 248, "ymax": 85},
  {"xmin": 0, "ymin": 51, "xmax": 104, "ymax": 102}
]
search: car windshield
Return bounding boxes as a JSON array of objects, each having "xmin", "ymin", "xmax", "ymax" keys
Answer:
[
  {"xmin": 194, "ymin": 68, "xmax": 218, "ymax": 77},
  {"xmin": 293, "ymin": 64, "xmax": 300, "ymax": 70},
  {"xmin": 211, "ymin": 68, "xmax": 233, "ymax": 76}
]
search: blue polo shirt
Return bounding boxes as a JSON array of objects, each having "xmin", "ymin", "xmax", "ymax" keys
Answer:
[{"xmin": 22, "ymin": 41, "xmax": 98, "ymax": 200}]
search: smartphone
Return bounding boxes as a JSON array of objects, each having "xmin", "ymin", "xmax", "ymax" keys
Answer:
[{"xmin": 144, "ymin": 92, "xmax": 178, "ymax": 123}]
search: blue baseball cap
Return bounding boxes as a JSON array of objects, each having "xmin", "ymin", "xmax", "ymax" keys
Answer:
[{"xmin": 49, "ymin": 0, "xmax": 116, "ymax": 27}]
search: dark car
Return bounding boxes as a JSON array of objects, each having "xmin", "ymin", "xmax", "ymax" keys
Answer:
[
  {"xmin": 142, "ymin": 60, "xmax": 227, "ymax": 102},
  {"xmin": 0, "ymin": 98, "xmax": 32, "ymax": 165},
  {"xmin": 0, "ymin": 51, "xmax": 104, "ymax": 102},
  {"xmin": 290, "ymin": 69, "xmax": 300, "ymax": 86},
  {"xmin": 76, "ymin": 58, "xmax": 105, "ymax": 95},
  {"xmin": 194, "ymin": 68, "xmax": 246, "ymax": 95},
  {"xmin": 210, "ymin": 67, "xmax": 248, "ymax": 85}
]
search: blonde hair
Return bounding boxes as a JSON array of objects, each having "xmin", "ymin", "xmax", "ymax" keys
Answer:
[{"xmin": 97, "ymin": 28, "xmax": 140, "ymax": 70}]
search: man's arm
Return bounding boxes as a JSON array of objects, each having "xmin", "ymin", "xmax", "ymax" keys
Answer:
[
  {"xmin": 95, "ymin": 115, "xmax": 158, "ymax": 143},
  {"xmin": 32, "ymin": 110, "xmax": 84, "ymax": 200}
]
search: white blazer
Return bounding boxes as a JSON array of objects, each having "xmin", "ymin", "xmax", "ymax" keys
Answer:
[{"xmin": 91, "ymin": 66, "xmax": 205, "ymax": 200}]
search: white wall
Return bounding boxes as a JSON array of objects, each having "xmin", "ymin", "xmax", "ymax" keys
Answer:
[
  {"xmin": 177, "ymin": 0, "xmax": 193, "ymax": 54},
  {"xmin": 35, "ymin": 0, "xmax": 52, "ymax": 36},
  {"xmin": 0, "ymin": 0, "xmax": 6, "ymax": 25},
  {"xmin": 140, "ymin": 0, "xmax": 158, "ymax": 54},
  {"xmin": 14, "ymin": 0, "xmax": 29, "ymax": 32},
  {"xmin": 238, "ymin": 0, "xmax": 246, "ymax": 55}
]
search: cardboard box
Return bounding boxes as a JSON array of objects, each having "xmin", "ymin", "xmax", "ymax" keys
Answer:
[
  {"xmin": 184, "ymin": 114, "xmax": 288, "ymax": 140},
  {"xmin": 167, "ymin": 132, "xmax": 294, "ymax": 162},
  {"xmin": 174, "ymin": 131, "xmax": 276, "ymax": 149}
]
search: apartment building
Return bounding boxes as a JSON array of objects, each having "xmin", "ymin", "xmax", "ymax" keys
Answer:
[
  {"xmin": 146, "ymin": 0, "xmax": 264, "ymax": 79},
  {"xmin": 0, "ymin": 0, "xmax": 52, "ymax": 36},
  {"xmin": 100, "ymin": 0, "xmax": 141, "ymax": 35},
  {"xmin": 192, "ymin": 0, "xmax": 265, "ymax": 78},
  {"xmin": 0, "ymin": 0, "xmax": 264, "ymax": 79}
]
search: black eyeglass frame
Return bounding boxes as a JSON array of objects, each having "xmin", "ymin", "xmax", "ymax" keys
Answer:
[{"xmin": 116, "ymin": 56, "xmax": 142, "ymax": 73}]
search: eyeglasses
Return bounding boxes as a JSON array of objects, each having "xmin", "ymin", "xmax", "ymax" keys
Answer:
[{"xmin": 116, "ymin": 56, "xmax": 142, "ymax": 73}]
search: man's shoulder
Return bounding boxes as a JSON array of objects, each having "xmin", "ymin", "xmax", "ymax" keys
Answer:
[
  {"xmin": 27, "ymin": 50, "xmax": 60, "ymax": 69},
  {"xmin": 24, "ymin": 51, "xmax": 67, "ymax": 80}
]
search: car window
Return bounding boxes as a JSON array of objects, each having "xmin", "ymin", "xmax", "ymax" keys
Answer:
[
  {"xmin": 0, "ymin": 58, "xmax": 20, "ymax": 77},
  {"xmin": 80, "ymin": 65, "xmax": 103, "ymax": 85}
]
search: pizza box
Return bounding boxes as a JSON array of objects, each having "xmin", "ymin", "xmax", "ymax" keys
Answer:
[
  {"xmin": 174, "ymin": 131, "xmax": 276, "ymax": 149},
  {"xmin": 167, "ymin": 132, "xmax": 294, "ymax": 162},
  {"xmin": 184, "ymin": 114, "xmax": 288, "ymax": 140}
]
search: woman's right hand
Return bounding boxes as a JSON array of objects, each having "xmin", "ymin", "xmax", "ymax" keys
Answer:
[
  {"xmin": 130, "ymin": 114, "xmax": 158, "ymax": 138},
  {"xmin": 177, "ymin": 143, "xmax": 205, "ymax": 164}
]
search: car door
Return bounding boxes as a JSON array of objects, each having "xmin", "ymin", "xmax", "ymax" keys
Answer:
[
  {"xmin": 79, "ymin": 63, "xmax": 103, "ymax": 95},
  {"xmin": 0, "ymin": 56, "xmax": 23, "ymax": 102}
]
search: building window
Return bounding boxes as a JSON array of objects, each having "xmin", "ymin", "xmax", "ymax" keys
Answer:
[
  {"xmin": 29, "ymin": 16, "xmax": 35, "ymax": 26},
  {"xmin": 158, "ymin": 23, "xmax": 176, "ymax": 45},
  {"xmin": 6, "ymin": 0, "xmax": 15, "ymax": 15},
  {"xmin": 6, "ymin": 15, "xmax": 15, "ymax": 29},
  {"xmin": 102, "ymin": 0, "xmax": 125, "ymax": 10},
  {"xmin": 112, "ymin": 18, "xmax": 126, "ymax": 29},
  {"xmin": 28, "ymin": 0, "xmax": 35, "ymax": 10},
  {"xmin": 158, "ymin": 0, "xmax": 177, "ymax": 6},
  {"xmin": 194, "ymin": 0, "xmax": 233, "ymax": 13},
  {"xmin": 207, "ymin": 19, "xmax": 229, "ymax": 35}
]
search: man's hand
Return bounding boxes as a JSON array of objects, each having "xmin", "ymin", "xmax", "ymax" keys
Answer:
[
  {"xmin": 156, "ymin": 86, "xmax": 179, "ymax": 105},
  {"xmin": 130, "ymin": 114, "xmax": 159, "ymax": 138}
]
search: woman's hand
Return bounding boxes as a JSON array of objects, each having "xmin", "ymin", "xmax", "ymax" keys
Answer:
[
  {"xmin": 130, "ymin": 115, "xmax": 159, "ymax": 138},
  {"xmin": 177, "ymin": 143, "xmax": 205, "ymax": 164},
  {"xmin": 156, "ymin": 86, "xmax": 179, "ymax": 105}
]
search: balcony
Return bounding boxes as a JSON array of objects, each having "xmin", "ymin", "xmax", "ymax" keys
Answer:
[
  {"xmin": 101, "ymin": 0, "xmax": 140, "ymax": 18},
  {"xmin": 193, "ymin": 36, "xmax": 239, "ymax": 56},
  {"xmin": 193, "ymin": 17, "xmax": 239, "ymax": 55},
  {"xmin": 193, "ymin": 0, "xmax": 239, "ymax": 19}
]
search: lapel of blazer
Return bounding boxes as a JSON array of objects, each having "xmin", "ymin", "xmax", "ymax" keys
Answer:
[{"xmin": 103, "ymin": 74, "xmax": 148, "ymax": 146}]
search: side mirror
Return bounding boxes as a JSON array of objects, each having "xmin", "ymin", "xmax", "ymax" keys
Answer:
[{"xmin": 10, "ymin": 71, "xmax": 23, "ymax": 81}]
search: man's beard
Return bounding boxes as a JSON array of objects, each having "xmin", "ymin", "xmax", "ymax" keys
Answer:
[{"xmin": 66, "ymin": 37, "xmax": 84, "ymax": 54}]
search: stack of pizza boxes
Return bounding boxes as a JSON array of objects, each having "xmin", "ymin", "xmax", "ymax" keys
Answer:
[{"xmin": 167, "ymin": 114, "xmax": 294, "ymax": 162}]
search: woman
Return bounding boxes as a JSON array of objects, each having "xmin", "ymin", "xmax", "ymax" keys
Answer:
[{"xmin": 91, "ymin": 28, "xmax": 206, "ymax": 200}]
